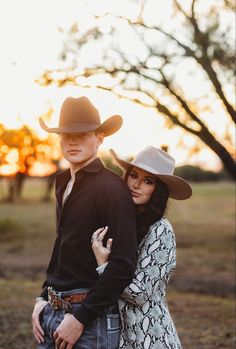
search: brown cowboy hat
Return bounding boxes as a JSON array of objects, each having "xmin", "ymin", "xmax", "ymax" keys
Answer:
[
  {"xmin": 110, "ymin": 146, "xmax": 192, "ymax": 200},
  {"xmin": 39, "ymin": 96, "xmax": 123, "ymax": 136}
]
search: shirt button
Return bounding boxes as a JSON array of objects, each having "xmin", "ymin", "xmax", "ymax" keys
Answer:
[{"xmin": 59, "ymin": 227, "xmax": 63, "ymax": 233}]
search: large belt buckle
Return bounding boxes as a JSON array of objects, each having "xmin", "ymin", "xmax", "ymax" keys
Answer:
[
  {"xmin": 48, "ymin": 287, "xmax": 72, "ymax": 312},
  {"xmin": 48, "ymin": 287, "xmax": 60, "ymax": 310}
]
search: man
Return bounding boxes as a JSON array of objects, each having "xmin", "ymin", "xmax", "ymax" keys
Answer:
[{"xmin": 32, "ymin": 96, "xmax": 137, "ymax": 349}]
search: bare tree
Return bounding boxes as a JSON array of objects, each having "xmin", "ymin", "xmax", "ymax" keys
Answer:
[{"xmin": 37, "ymin": 0, "xmax": 236, "ymax": 179}]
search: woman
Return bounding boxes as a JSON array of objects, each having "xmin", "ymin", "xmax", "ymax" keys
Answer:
[{"xmin": 92, "ymin": 146, "xmax": 192, "ymax": 349}]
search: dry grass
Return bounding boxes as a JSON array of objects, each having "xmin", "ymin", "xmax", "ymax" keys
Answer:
[{"xmin": 0, "ymin": 179, "xmax": 235, "ymax": 348}]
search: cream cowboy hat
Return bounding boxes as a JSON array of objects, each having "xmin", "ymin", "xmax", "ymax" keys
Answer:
[
  {"xmin": 39, "ymin": 96, "xmax": 123, "ymax": 136},
  {"xmin": 110, "ymin": 146, "xmax": 192, "ymax": 200}
]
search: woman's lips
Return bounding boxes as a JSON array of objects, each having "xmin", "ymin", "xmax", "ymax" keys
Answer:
[{"xmin": 131, "ymin": 191, "xmax": 141, "ymax": 197}]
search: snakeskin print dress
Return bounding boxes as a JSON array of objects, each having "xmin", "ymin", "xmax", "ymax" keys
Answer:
[{"xmin": 118, "ymin": 218, "xmax": 182, "ymax": 349}]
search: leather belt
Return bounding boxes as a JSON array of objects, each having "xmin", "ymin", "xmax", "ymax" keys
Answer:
[{"xmin": 48, "ymin": 287, "xmax": 88, "ymax": 312}]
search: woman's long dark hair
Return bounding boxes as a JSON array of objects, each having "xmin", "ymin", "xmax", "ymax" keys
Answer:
[{"xmin": 125, "ymin": 167, "xmax": 169, "ymax": 244}]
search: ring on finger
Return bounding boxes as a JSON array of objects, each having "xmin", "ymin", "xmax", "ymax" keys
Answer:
[{"xmin": 91, "ymin": 234, "xmax": 100, "ymax": 243}]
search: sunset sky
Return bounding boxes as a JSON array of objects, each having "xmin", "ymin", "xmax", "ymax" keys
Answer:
[{"xmin": 0, "ymin": 0, "xmax": 234, "ymax": 172}]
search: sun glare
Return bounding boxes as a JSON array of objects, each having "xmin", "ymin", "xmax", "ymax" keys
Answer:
[
  {"xmin": 29, "ymin": 161, "xmax": 57, "ymax": 177},
  {"xmin": 0, "ymin": 0, "xmax": 234, "ymax": 176}
]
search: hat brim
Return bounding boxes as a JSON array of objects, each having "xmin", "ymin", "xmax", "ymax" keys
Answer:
[
  {"xmin": 39, "ymin": 115, "xmax": 123, "ymax": 137},
  {"xmin": 110, "ymin": 149, "xmax": 192, "ymax": 200}
]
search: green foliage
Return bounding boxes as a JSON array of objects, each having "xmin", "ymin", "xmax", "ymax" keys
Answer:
[
  {"xmin": 100, "ymin": 154, "xmax": 123, "ymax": 176},
  {"xmin": 100, "ymin": 152, "xmax": 134, "ymax": 176},
  {"xmin": 174, "ymin": 165, "xmax": 231, "ymax": 182}
]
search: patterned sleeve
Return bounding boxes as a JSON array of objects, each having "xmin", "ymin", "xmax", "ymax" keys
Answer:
[{"xmin": 121, "ymin": 220, "xmax": 176, "ymax": 307}]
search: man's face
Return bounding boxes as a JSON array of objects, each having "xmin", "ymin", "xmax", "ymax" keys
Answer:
[{"xmin": 59, "ymin": 131, "xmax": 104, "ymax": 167}]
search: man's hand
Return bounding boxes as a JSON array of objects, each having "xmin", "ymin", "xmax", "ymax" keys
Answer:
[
  {"xmin": 53, "ymin": 313, "xmax": 84, "ymax": 349},
  {"xmin": 32, "ymin": 299, "xmax": 48, "ymax": 344}
]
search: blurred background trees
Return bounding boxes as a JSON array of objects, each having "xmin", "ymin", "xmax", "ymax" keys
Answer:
[
  {"xmin": 0, "ymin": 123, "xmax": 60, "ymax": 201},
  {"xmin": 0, "ymin": 0, "xmax": 235, "ymax": 202},
  {"xmin": 37, "ymin": 0, "xmax": 235, "ymax": 179}
]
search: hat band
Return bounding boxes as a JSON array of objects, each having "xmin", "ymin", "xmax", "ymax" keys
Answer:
[
  {"xmin": 132, "ymin": 160, "xmax": 174, "ymax": 176},
  {"xmin": 59, "ymin": 122, "xmax": 100, "ymax": 128},
  {"xmin": 57, "ymin": 123, "xmax": 100, "ymax": 133}
]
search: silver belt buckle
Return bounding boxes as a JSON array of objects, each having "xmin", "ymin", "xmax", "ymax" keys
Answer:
[{"xmin": 48, "ymin": 287, "xmax": 59, "ymax": 310}]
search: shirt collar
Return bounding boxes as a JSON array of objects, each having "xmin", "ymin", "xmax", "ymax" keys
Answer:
[
  {"xmin": 80, "ymin": 157, "xmax": 104, "ymax": 174},
  {"xmin": 56, "ymin": 157, "xmax": 103, "ymax": 185},
  {"xmin": 56, "ymin": 168, "xmax": 71, "ymax": 188}
]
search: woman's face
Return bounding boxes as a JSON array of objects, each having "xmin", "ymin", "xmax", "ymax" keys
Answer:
[{"xmin": 127, "ymin": 167, "xmax": 156, "ymax": 206}]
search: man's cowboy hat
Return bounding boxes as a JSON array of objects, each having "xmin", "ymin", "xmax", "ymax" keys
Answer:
[
  {"xmin": 39, "ymin": 96, "xmax": 123, "ymax": 136},
  {"xmin": 110, "ymin": 146, "xmax": 192, "ymax": 200}
]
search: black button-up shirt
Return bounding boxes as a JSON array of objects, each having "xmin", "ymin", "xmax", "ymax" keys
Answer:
[{"xmin": 40, "ymin": 158, "xmax": 137, "ymax": 326}]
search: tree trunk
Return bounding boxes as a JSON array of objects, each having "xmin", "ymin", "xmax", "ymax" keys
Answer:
[
  {"xmin": 200, "ymin": 128, "xmax": 236, "ymax": 180},
  {"xmin": 199, "ymin": 55, "xmax": 236, "ymax": 124}
]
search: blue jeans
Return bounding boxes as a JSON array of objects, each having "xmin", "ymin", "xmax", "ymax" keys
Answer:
[{"xmin": 37, "ymin": 288, "xmax": 120, "ymax": 349}]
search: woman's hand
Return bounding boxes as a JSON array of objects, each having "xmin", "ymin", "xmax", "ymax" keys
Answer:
[{"xmin": 91, "ymin": 226, "xmax": 113, "ymax": 266}]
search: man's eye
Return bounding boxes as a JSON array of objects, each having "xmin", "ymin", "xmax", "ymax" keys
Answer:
[{"xmin": 62, "ymin": 134, "xmax": 70, "ymax": 139}]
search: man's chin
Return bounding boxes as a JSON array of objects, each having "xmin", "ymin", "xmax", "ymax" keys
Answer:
[
  {"xmin": 67, "ymin": 154, "xmax": 97, "ymax": 168},
  {"xmin": 65, "ymin": 155, "xmax": 84, "ymax": 164}
]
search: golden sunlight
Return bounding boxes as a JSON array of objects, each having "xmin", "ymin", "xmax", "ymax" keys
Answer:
[{"xmin": 0, "ymin": 0, "xmax": 234, "ymax": 177}]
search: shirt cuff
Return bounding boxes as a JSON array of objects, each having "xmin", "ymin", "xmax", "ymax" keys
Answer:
[{"xmin": 96, "ymin": 262, "xmax": 108, "ymax": 275}]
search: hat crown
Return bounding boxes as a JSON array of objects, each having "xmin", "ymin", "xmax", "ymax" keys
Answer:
[
  {"xmin": 132, "ymin": 146, "xmax": 175, "ymax": 175},
  {"xmin": 39, "ymin": 95, "xmax": 123, "ymax": 136},
  {"xmin": 59, "ymin": 97, "xmax": 100, "ymax": 127}
]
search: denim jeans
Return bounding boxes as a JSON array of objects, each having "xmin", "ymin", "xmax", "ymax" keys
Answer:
[{"xmin": 37, "ymin": 288, "xmax": 120, "ymax": 349}]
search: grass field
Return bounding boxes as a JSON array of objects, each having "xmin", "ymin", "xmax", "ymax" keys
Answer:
[{"xmin": 0, "ymin": 178, "xmax": 235, "ymax": 349}]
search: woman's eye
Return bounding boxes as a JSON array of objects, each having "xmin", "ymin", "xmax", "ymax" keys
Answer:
[
  {"xmin": 144, "ymin": 178, "xmax": 155, "ymax": 185},
  {"xmin": 129, "ymin": 172, "xmax": 137, "ymax": 179}
]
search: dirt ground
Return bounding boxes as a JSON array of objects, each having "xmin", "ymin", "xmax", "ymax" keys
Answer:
[{"xmin": 0, "ymin": 180, "xmax": 235, "ymax": 349}]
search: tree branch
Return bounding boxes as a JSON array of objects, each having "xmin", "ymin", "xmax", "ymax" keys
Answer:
[
  {"xmin": 158, "ymin": 71, "xmax": 209, "ymax": 129},
  {"xmin": 107, "ymin": 4, "xmax": 235, "ymax": 124},
  {"xmin": 172, "ymin": 1, "xmax": 236, "ymax": 122}
]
